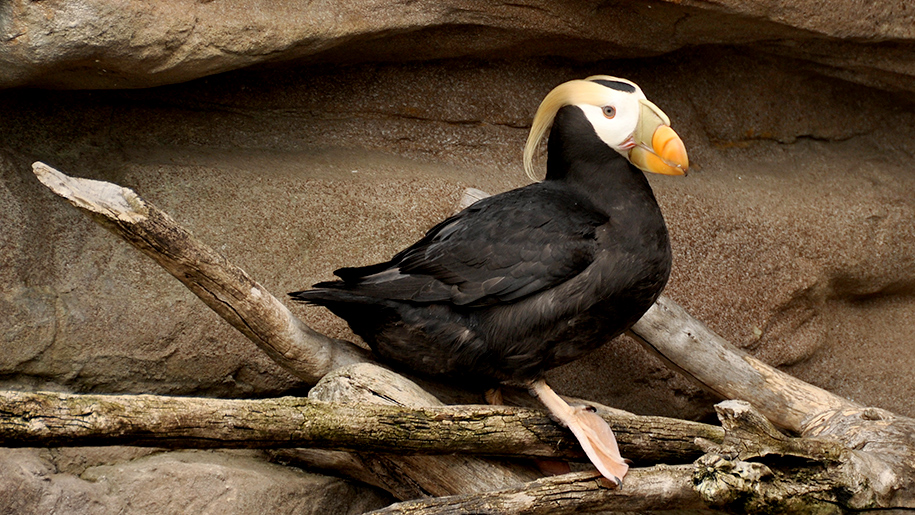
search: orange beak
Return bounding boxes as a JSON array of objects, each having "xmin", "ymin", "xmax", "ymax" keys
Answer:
[{"xmin": 627, "ymin": 99, "xmax": 689, "ymax": 176}]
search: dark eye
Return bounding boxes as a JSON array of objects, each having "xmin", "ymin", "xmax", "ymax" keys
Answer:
[{"xmin": 602, "ymin": 105, "xmax": 616, "ymax": 119}]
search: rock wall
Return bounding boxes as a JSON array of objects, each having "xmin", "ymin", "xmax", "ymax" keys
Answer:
[{"xmin": 2, "ymin": 1, "xmax": 915, "ymax": 512}]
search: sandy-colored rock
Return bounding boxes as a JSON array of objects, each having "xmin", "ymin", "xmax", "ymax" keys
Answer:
[
  {"xmin": 3, "ymin": 51, "xmax": 915, "ymax": 420},
  {"xmin": 2, "ymin": 0, "xmax": 915, "ymax": 94},
  {"xmin": 3, "ymin": 2, "xmax": 915, "ymax": 511},
  {"xmin": 0, "ymin": 448, "xmax": 390, "ymax": 514},
  {"xmin": 80, "ymin": 450, "xmax": 391, "ymax": 514}
]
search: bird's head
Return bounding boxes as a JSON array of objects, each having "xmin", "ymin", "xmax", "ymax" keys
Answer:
[{"xmin": 523, "ymin": 76, "xmax": 688, "ymax": 181}]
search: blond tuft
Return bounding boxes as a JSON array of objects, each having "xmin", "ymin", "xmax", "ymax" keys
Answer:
[{"xmin": 523, "ymin": 77, "xmax": 632, "ymax": 181}]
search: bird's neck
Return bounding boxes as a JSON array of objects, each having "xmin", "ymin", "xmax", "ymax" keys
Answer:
[{"xmin": 544, "ymin": 106, "xmax": 657, "ymax": 210}]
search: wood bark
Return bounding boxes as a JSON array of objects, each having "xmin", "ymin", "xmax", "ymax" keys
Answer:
[
  {"xmin": 30, "ymin": 161, "xmax": 550, "ymax": 499},
  {"xmin": 305, "ymin": 363, "xmax": 543, "ymax": 499},
  {"xmin": 0, "ymin": 387, "xmax": 720, "ymax": 461},
  {"xmin": 629, "ymin": 297, "xmax": 856, "ymax": 433},
  {"xmin": 18, "ymin": 162, "xmax": 915, "ymax": 513},
  {"xmin": 369, "ymin": 400, "xmax": 911, "ymax": 515},
  {"xmin": 31, "ymin": 162, "xmax": 370, "ymax": 385},
  {"xmin": 368, "ymin": 466, "xmax": 705, "ymax": 514}
]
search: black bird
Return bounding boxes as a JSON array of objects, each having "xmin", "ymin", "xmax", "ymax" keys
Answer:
[{"xmin": 290, "ymin": 76, "xmax": 688, "ymax": 484}]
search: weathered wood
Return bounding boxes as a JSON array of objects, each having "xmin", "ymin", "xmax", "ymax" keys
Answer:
[
  {"xmin": 629, "ymin": 296, "xmax": 857, "ymax": 434},
  {"xmin": 364, "ymin": 401, "xmax": 915, "ymax": 514},
  {"xmin": 29, "ymin": 163, "xmax": 550, "ymax": 500},
  {"xmin": 306, "ymin": 362, "xmax": 544, "ymax": 499},
  {"xmin": 0, "ymin": 386, "xmax": 721, "ymax": 461},
  {"xmin": 691, "ymin": 400, "xmax": 915, "ymax": 513},
  {"xmin": 32, "ymin": 161, "xmax": 370, "ymax": 384},
  {"xmin": 453, "ymin": 188, "xmax": 915, "ymax": 512},
  {"xmin": 367, "ymin": 466, "xmax": 706, "ymax": 515}
]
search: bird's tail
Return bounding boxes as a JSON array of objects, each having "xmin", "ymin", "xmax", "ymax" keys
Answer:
[
  {"xmin": 288, "ymin": 286, "xmax": 399, "ymax": 324},
  {"xmin": 288, "ymin": 287, "xmax": 341, "ymax": 305}
]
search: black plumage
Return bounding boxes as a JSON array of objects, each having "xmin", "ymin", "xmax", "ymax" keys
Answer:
[
  {"xmin": 290, "ymin": 104, "xmax": 672, "ymax": 388},
  {"xmin": 292, "ymin": 76, "xmax": 688, "ymax": 484}
]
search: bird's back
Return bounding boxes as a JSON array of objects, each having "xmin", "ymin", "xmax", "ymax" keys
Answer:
[{"xmin": 290, "ymin": 177, "xmax": 670, "ymax": 384}]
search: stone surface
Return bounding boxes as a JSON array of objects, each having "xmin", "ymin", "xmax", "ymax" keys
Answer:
[
  {"xmin": 3, "ymin": 0, "xmax": 915, "ymax": 95},
  {"xmin": 3, "ymin": 50, "xmax": 914, "ymax": 420},
  {"xmin": 0, "ymin": 448, "xmax": 390, "ymax": 514},
  {"xmin": 3, "ymin": 1, "xmax": 915, "ymax": 512}
]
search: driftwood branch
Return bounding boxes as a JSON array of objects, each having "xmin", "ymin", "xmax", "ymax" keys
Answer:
[
  {"xmin": 0, "ymin": 389, "xmax": 719, "ymax": 463},
  {"xmin": 371, "ymin": 400, "xmax": 913, "ymax": 515},
  {"xmin": 628, "ymin": 295, "xmax": 915, "ymax": 510},
  {"xmin": 29, "ymin": 162, "xmax": 551, "ymax": 500},
  {"xmin": 368, "ymin": 466, "xmax": 704, "ymax": 515},
  {"xmin": 305, "ymin": 363, "xmax": 544, "ymax": 498},
  {"xmin": 31, "ymin": 162, "xmax": 370, "ymax": 385},
  {"xmin": 630, "ymin": 297, "xmax": 856, "ymax": 434},
  {"xmin": 21, "ymin": 163, "xmax": 915, "ymax": 512}
]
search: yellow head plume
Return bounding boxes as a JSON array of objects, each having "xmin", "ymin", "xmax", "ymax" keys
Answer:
[
  {"xmin": 523, "ymin": 78, "xmax": 621, "ymax": 182},
  {"xmin": 522, "ymin": 76, "xmax": 687, "ymax": 180}
]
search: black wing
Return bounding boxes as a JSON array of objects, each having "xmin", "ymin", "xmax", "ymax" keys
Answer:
[{"xmin": 321, "ymin": 182, "xmax": 609, "ymax": 307}]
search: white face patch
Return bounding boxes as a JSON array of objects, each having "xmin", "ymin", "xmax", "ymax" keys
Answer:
[
  {"xmin": 524, "ymin": 76, "xmax": 665, "ymax": 181},
  {"xmin": 576, "ymin": 84, "xmax": 647, "ymax": 155}
]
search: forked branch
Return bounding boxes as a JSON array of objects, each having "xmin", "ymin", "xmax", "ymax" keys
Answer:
[{"xmin": 32, "ymin": 162, "xmax": 370, "ymax": 384}]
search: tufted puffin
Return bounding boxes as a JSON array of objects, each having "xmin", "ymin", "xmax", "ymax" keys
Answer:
[{"xmin": 290, "ymin": 76, "xmax": 688, "ymax": 485}]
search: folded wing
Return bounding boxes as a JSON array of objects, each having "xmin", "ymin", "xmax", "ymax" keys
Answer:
[{"xmin": 313, "ymin": 183, "xmax": 609, "ymax": 307}]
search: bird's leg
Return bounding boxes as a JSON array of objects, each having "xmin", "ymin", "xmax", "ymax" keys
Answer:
[
  {"xmin": 484, "ymin": 387, "xmax": 504, "ymax": 406},
  {"xmin": 529, "ymin": 379, "xmax": 629, "ymax": 486},
  {"xmin": 485, "ymin": 385, "xmax": 571, "ymax": 475}
]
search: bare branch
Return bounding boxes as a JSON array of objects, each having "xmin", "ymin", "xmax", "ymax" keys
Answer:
[
  {"xmin": 32, "ymin": 161, "xmax": 370, "ymax": 384},
  {"xmin": 366, "ymin": 467, "xmax": 705, "ymax": 514},
  {"xmin": 629, "ymin": 296, "xmax": 858, "ymax": 435},
  {"xmin": 368, "ymin": 401, "xmax": 915, "ymax": 514},
  {"xmin": 0, "ymin": 389, "xmax": 721, "ymax": 463},
  {"xmin": 26, "ymin": 171, "xmax": 915, "ymax": 512},
  {"xmin": 307, "ymin": 362, "xmax": 544, "ymax": 498}
]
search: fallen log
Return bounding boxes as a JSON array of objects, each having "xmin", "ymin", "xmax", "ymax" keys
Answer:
[
  {"xmin": 368, "ymin": 466, "xmax": 704, "ymax": 515},
  {"xmin": 0, "ymin": 388, "xmax": 720, "ymax": 462},
  {"xmin": 31, "ymin": 161, "xmax": 370, "ymax": 385},
  {"xmin": 369, "ymin": 400, "xmax": 907, "ymax": 515}
]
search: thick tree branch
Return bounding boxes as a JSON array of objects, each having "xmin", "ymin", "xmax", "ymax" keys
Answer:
[
  {"xmin": 453, "ymin": 189, "xmax": 915, "ymax": 511},
  {"xmin": 0, "ymin": 389, "xmax": 721, "ymax": 463},
  {"xmin": 29, "ymin": 163, "xmax": 550, "ymax": 500},
  {"xmin": 364, "ymin": 401, "xmax": 915, "ymax": 514},
  {"xmin": 629, "ymin": 297, "xmax": 856, "ymax": 434},
  {"xmin": 367, "ymin": 466, "xmax": 705, "ymax": 515},
  {"xmin": 32, "ymin": 161, "xmax": 370, "ymax": 384}
]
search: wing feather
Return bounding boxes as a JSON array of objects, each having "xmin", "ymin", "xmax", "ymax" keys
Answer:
[{"xmin": 323, "ymin": 183, "xmax": 608, "ymax": 307}]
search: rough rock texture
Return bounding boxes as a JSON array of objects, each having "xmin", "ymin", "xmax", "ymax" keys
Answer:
[
  {"xmin": 4, "ymin": 50, "xmax": 914, "ymax": 416},
  {"xmin": 3, "ymin": 0, "xmax": 915, "ymax": 95},
  {"xmin": 3, "ymin": 0, "xmax": 915, "ymax": 512},
  {"xmin": 0, "ymin": 448, "xmax": 391, "ymax": 514}
]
